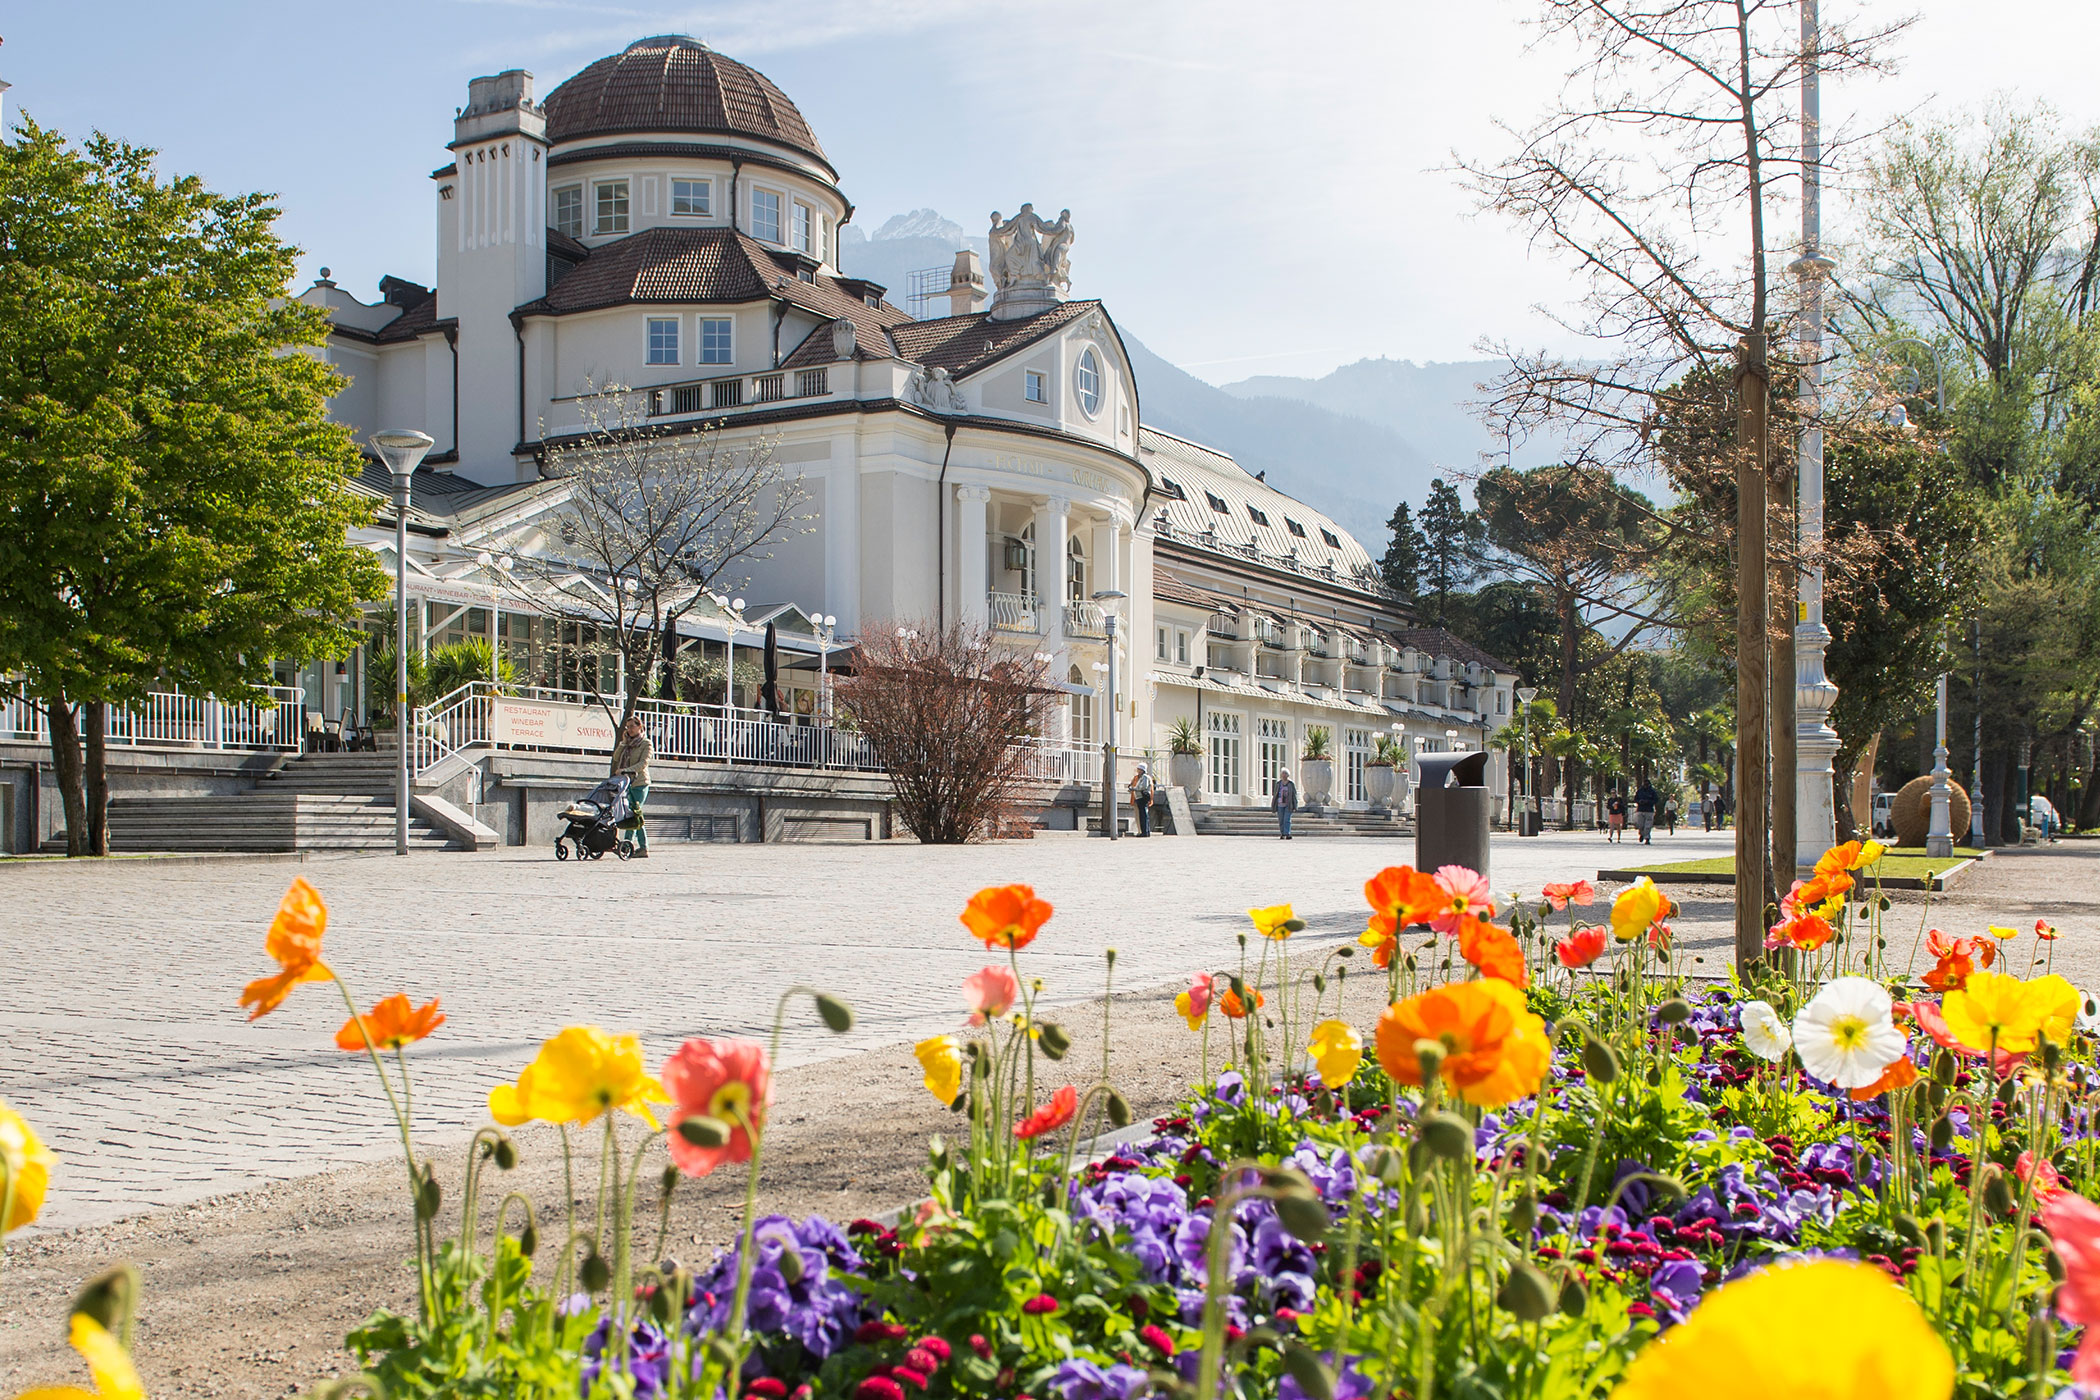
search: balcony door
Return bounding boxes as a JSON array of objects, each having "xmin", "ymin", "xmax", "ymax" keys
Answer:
[{"xmin": 1258, "ymin": 718, "xmax": 1289, "ymax": 799}]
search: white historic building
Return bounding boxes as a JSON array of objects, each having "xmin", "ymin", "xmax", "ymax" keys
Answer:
[{"xmin": 291, "ymin": 34, "xmax": 1516, "ymax": 828}]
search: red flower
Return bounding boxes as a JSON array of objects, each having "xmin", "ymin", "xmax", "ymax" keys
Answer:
[
  {"xmin": 961, "ymin": 884, "xmax": 1052, "ymax": 950},
  {"xmin": 747, "ymin": 1381, "xmax": 788, "ymax": 1399},
  {"xmin": 1139, "ymin": 1322, "xmax": 1176, "ymax": 1354},
  {"xmin": 855, "ymin": 1320, "xmax": 911, "ymax": 1345},
  {"xmin": 913, "ymin": 1337, "xmax": 951, "ymax": 1364},
  {"xmin": 1541, "ymin": 880, "xmax": 1596, "ymax": 910},
  {"xmin": 1457, "ymin": 916, "xmax": 1527, "ymax": 987},
  {"xmin": 1021, "ymin": 1293, "xmax": 1061, "ymax": 1315},
  {"xmin": 905, "ymin": 1348, "xmax": 940, "ymax": 1375},
  {"xmin": 1554, "ymin": 926, "xmax": 1607, "ymax": 969},
  {"xmin": 662, "ymin": 1037, "xmax": 772, "ymax": 1179},
  {"xmin": 890, "ymin": 1366, "xmax": 929, "ymax": 1390},
  {"xmin": 968, "ymin": 1334, "xmax": 992, "ymax": 1359},
  {"xmin": 2019, "ymin": 1151, "xmax": 2066, "ymax": 1203},
  {"xmin": 855, "ymin": 1380, "xmax": 905, "ymax": 1400},
  {"xmin": 2038, "ymin": 920, "xmax": 2061, "ymax": 941},
  {"xmin": 2042, "ymin": 1190, "xmax": 2100, "ymax": 1387},
  {"xmin": 1015, "ymin": 1086, "xmax": 1078, "ymax": 1141}
]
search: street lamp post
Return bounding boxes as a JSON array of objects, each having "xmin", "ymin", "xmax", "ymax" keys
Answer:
[
  {"xmin": 1094, "ymin": 589, "xmax": 1127, "ymax": 840},
  {"xmin": 371, "ymin": 429, "xmax": 435, "ymax": 857},
  {"xmin": 812, "ymin": 612, "xmax": 837, "ymax": 724},
  {"xmin": 1517, "ymin": 685, "xmax": 1539, "ymax": 836},
  {"xmin": 1927, "ymin": 671, "xmax": 1954, "ymax": 858},
  {"xmin": 724, "ymin": 596, "xmax": 746, "ymax": 713}
]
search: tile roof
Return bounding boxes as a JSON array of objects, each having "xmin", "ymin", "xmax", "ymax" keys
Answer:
[
  {"xmin": 886, "ymin": 302, "xmax": 1100, "ymax": 378},
  {"xmin": 371, "ymin": 288, "xmax": 452, "ymax": 343},
  {"xmin": 1150, "ymin": 566, "xmax": 1222, "ymax": 611},
  {"xmin": 1386, "ymin": 626, "xmax": 1512, "ymax": 674},
  {"xmin": 541, "ymin": 37, "xmax": 831, "ymax": 174},
  {"xmin": 517, "ymin": 226, "xmax": 914, "ymax": 355},
  {"xmin": 1141, "ymin": 427, "xmax": 1381, "ymax": 590},
  {"xmin": 350, "ymin": 464, "xmax": 565, "ymax": 530}
]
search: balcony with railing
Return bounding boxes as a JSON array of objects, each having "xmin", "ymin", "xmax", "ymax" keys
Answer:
[
  {"xmin": 1254, "ymin": 618, "xmax": 1286, "ymax": 648},
  {"xmin": 1064, "ymin": 599, "xmax": 1107, "ymax": 640},
  {"xmin": 4, "ymin": 685, "xmax": 305, "ymax": 753},
  {"xmin": 648, "ymin": 366, "xmax": 831, "ymax": 418},
  {"xmin": 988, "ymin": 592, "xmax": 1043, "ymax": 635},
  {"xmin": 1205, "ymin": 611, "xmax": 1241, "ymax": 640}
]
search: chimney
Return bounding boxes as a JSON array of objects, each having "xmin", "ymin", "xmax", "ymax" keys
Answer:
[{"xmin": 945, "ymin": 248, "xmax": 987, "ymax": 317}]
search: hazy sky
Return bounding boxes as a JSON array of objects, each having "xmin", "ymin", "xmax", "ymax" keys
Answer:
[{"xmin": 6, "ymin": 1, "xmax": 2095, "ymax": 384}]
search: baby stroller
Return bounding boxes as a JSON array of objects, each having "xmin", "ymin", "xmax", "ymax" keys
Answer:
[{"xmin": 554, "ymin": 775, "xmax": 635, "ymax": 862}]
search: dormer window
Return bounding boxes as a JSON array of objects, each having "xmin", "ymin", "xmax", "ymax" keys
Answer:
[
  {"xmin": 1157, "ymin": 478, "xmax": 1188, "ymax": 501},
  {"xmin": 1025, "ymin": 370, "xmax": 1047, "ymax": 404},
  {"xmin": 1319, "ymin": 527, "xmax": 1342, "ymax": 548},
  {"xmin": 1247, "ymin": 505, "xmax": 1270, "ymax": 527},
  {"xmin": 1285, "ymin": 518, "xmax": 1307, "ymax": 538},
  {"xmin": 671, "ymin": 179, "xmax": 710, "ymax": 217},
  {"xmin": 1204, "ymin": 490, "xmax": 1229, "ymax": 513}
]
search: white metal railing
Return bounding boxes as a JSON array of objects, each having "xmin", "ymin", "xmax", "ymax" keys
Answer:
[
  {"xmin": 3, "ymin": 685, "xmax": 304, "ymax": 753},
  {"xmin": 1206, "ymin": 611, "xmax": 1241, "ymax": 640},
  {"xmin": 988, "ymin": 592, "xmax": 1043, "ymax": 634},
  {"xmin": 1064, "ymin": 600, "xmax": 1107, "ymax": 639}
]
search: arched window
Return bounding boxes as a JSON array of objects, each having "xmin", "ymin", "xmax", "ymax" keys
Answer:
[
  {"xmin": 1067, "ymin": 535, "xmax": 1086, "ymax": 602},
  {"xmin": 1019, "ymin": 522, "xmax": 1036, "ymax": 599},
  {"xmin": 1069, "ymin": 665, "xmax": 1094, "ymax": 745},
  {"xmin": 1075, "ymin": 348, "xmax": 1103, "ymax": 416}
]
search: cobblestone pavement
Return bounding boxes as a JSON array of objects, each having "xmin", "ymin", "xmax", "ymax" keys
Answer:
[{"xmin": 4, "ymin": 827, "xmax": 2092, "ymax": 1231}]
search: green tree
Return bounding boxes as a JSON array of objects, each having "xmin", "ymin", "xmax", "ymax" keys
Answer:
[
  {"xmin": 1418, "ymin": 478, "xmax": 1485, "ymax": 624},
  {"xmin": 1379, "ymin": 499, "xmax": 1425, "ymax": 602},
  {"xmin": 0, "ymin": 120, "xmax": 382, "ymax": 854}
]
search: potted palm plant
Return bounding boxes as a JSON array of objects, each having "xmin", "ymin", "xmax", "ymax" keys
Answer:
[
  {"xmin": 1166, "ymin": 717, "xmax": 1204, "ymax": 796},
  {"xmin": 1366, "ymin": 733, "xmax": 1405, "ymax": 813},
  {"xmin": 1300, "ymin": 725, "xmax": 1334, "ymax": 809}
]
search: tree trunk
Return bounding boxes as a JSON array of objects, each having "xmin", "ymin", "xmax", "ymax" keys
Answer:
[
  {"xmin": 1734, "ymin": 334, "xmax": 1771, "ymax": 971},
  {"xmin": 1769, "ymin": 510, "xmax": 1797, "ymax": 883},
  {"xmin": 45, "ymin": 698, "xmax": 88, "ymax": 857},
  {"xmin": 1557, "ymin": 591, "xmax": 1579, "ymax": 727},
  {"xmin": 85, "ymin": 700, "xmax": 110, "ymax": 856}
]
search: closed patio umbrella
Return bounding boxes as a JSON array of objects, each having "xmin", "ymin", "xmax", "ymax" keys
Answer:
[{"xmin": 762, "ymin": 621, "xmax": 784, "ymax": 718}]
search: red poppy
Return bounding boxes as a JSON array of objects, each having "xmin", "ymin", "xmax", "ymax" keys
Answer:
[
  {"xmin": 1021, "ymin": 1293, "xmax": 1060, "ymax": 1315},
  {"xmin": 1014, "ymin": 1086, "xmax": 1077, "ymax": 1141},
  {"xmin": 1554, "ymin": 926, "xmax": 1608, "ymax": 969}
]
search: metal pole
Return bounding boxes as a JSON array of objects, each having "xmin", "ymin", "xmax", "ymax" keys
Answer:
[
  {"xmin": 1791, "ymin": 0, "xmax": 1840, "ymax": 866},
  {"xmin": 393, "ymin": 472, "xmax": 411, "ymax": 857},
  {"xmin": 1103, "ymin": 613, "xmax": 1119, "ymax": 841},
  {"xmin": 1927, "ymin": 672, "xmax": 1953, "ymax": 857},
  {"xmin": 1971, "ymin": 618, "xmax": 1985, "ymax": 844}
]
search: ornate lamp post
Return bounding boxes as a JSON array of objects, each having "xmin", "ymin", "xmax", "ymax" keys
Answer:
[
  {"xmin": 1094, "ymin": 589, "xmax": 1127, "ymax": 840},
  {"xmin": 812, "ymin": 611, "xmax": 838, "ymax": 724},
  {"xmin": 371, "ymin": 429, "xmax": 434, "ymax": 857},
  {"xmin": 1927, "ymin": 671, "xmax": 1955, "ymax": 857},
  {"xmin": 1517, "ymin": 685, "xmax": 1539, "ymax": 835}
]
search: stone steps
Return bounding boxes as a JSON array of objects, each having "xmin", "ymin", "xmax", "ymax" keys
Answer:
[
  {"xmin": 103, "ymin": 792, "xmax": 458, "ymax": 853},
  {"xmin": 1190, "ymin": 806, "xmax": 1414, "ymax": 838}
]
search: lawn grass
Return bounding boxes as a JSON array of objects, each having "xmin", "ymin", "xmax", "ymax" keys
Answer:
[{"xmin": 1603, "ymin": 847, "xmax": 1985, "ymax": 883}]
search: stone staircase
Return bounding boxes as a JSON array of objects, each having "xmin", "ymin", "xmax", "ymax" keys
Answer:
[
  {"xmin": 1189, "ymin": 805, "xmax": 1413, "ymax": 838},
  {"xmin": 104, "ymin": 752, "xmax": 461, "ymax": 853}
]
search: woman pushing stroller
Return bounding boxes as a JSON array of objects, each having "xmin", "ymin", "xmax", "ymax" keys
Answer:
[{"xmin": 610, "ymin": 714, "xmax": 653, "ymax": 858}]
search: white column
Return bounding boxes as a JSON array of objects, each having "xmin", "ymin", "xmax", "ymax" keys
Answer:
[
  {"xmin": 1090, "ymin": 518, "xmax": 1119, "ymax": 597},
  {"xmin": 1034, "ymin": 495, "xmax": 1069, "ymax": 652},
  {"xmin": 957, "ymin": 486, "xmax": 991, "ymax": 627}
]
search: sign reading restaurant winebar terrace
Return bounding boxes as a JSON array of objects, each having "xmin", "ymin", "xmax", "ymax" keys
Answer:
[{"xmin": 490, "ymin": 697, "xmax": 618, "ymax": 753}]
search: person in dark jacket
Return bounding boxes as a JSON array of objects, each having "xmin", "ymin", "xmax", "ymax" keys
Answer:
[
  {"xmin": 1130, "ymin": 763, "xmax": 1154, "ymax": 837},
  {"xmin": 1634, "ymin": 779, "xmax": 1659, "ymax": 845},
  {"xmin": 1274, "ymin": 768, "xmax": 1299, "ymax": 839}
]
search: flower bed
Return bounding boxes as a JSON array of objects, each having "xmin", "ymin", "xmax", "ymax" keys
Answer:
[{"xmin": 2, "ymin": 845, "xmax": 2095, "ymax": 1399}]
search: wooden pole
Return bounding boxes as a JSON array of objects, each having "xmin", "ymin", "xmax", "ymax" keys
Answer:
[{"xmin": 1735, "ymin": 333, "xmax": 1771, "ymax": 971}]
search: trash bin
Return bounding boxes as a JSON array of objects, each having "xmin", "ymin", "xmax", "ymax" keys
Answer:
[
  {"xmin": 1519, "ymin": 805, "xmax": 1543, "ymax": 837},
  {"xmin": 1416, "ymin": 751, "xmax": 1492, "ymax": 884}
]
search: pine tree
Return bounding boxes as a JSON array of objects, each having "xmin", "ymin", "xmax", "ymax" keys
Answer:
[
  {"xmin": 1379, "ymin": 500, "xmax": 1425, "ymax": 601},
  {"xmin": 1418, "ymin": 478, "xmax": 1486, "ymax": 624}
]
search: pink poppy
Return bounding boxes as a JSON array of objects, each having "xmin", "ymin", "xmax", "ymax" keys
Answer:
[
  {"xmin": 1541, "ymin": 880, "xmax": 1596, "ymax": 911},
  {"xmin": 2044, "ymin": 1190, "xmax": 2100, "ymax": 1386},
  {"xmin": 962, "ymin": 965, "xmax": 1020, "ymax": 1026},
  {"xmin": 2019, "ymin": 1151, "xmax": 2066, "ymax": 1203},
  {"xmin": 662, "ymin": 1037, "xmax": 772, "ymax": 1178},
  {"xmin": 1429, "ymin": 865, "xmax": 1496, "ymax": 935}
]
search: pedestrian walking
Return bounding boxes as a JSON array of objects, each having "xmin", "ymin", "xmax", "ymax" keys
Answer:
[
  {"xmin": 1274, "ymin": 768, "xmax": 1299, "ymax": 840},
  {"xmin": 1664, "ymin": 798, "xmax": 1678, "ymax": 836},
  {"xmin": 1130, "ymin": 763, "xmax": 1155, "ymax": 837},
  {"xmin": 610, "ymin": 714, "xmax": 653, "ymax": 858},
  {"xmin": 1634, "ymin": 778, "xmax": 1658, "ymax": 845},
  {"xmin": 1605, "ymin": 787, "xmax": 1627, "ymax": 842}
]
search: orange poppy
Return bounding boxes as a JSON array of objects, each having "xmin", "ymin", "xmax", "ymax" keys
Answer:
[
  {"xmin": 1363, "ymin": 865, "xmax": 1440, "ymax": 941},
  {"xmin": 1358, "ymin": 926, "xmax": 1401, "ymax": 968},
  {"xmin": 1220, "ymin": 986, "xmax": 1266, "ymax": 1018},
  {"xmin": 1373, "ymin": 979, "xmax": 1549, "ymax": 1108},
  {"xmin": 238, "ymin": 878, "xmax": 334, "ymax": 1020},
  {"xmin": 335, "ymin": 994, "xmax": 447, "ymax": 1052},
  {"xmin": 1786, "ymin": 871, "xmax": 1853, "ymax": 915},
  {"xmin": 1014, "ymin": 1084, "xmax": 1078, "ymax": 1140},
  {"xmin": 1766, "ymin": 911, "xmax": 1836, "ymax": 953},
  {"xmin": 1848, "ymin": 1055, "xmax": 1920, "ymax": 1102},
  {"xmin": 960, "ymin": 884, "xmax": 1053, "ymax": 950},
  {"xmin": 1456, "ymin": 916, "xmax": 1527, "ymax": 988}
]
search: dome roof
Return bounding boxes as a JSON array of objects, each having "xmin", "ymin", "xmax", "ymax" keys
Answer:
[{"xmin": 543, "ymin": 36, "xmax": 830, "ymax": 171}]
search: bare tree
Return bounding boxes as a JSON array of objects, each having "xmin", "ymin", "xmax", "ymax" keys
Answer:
[
  {"xmin": 1460, "ymin": 0, "xmax": 1903, "ymax": 968},
  {"xmin": 496, "ymin": 385, "xmax": 811, "ymax": 726},
  {"xmin": 838, "ymin": 624, "xmax": 1059, "ymax": 844}
]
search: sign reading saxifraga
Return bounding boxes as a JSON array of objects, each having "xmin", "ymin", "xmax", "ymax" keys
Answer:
[{"xmin": 491, "ymin": 697, "xmax": 618, "ymax": 753}]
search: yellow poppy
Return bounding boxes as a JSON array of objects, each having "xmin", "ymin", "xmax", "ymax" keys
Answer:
[
  {"xmin": 1943, "ymin": 973, "xmax": 2053, "ymax": 1055},
  {"xmin": 15, "ymin": 1314, "xmax": 145, "ymax": 1400},
  {"xmin": 1307, "ymin": 1020, "xmax": 1363, "ymax": 1088},
  {"xmin": 1248, "ymin": 904, "xmax": 1298, "ymax": 940},
  {"xmin": 487, "ymin": 1026, "xmax": 669, "ymax": 1128},
  {"xmin": 1611, "ymin": 1259, "xmax": 1950, "ymax": 1400},
  {"xmin": 1610, "ymin": 878, "xmax": 1671, "ymax": 943},
  {"xmin": 0, "ymin": 1097, "xmax": 56, "ymax": 1234},
  {"xmin": 2028, "ymin": 972, "xmax": 2081, "ymax": 1045},
  {"xmin": 914, "ymin": 1035, "xmax": 963, "ymax": 1106}
]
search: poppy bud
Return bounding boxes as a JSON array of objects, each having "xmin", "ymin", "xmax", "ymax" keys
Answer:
[
  {"xmin": 2043, "ymin": 1038, "xmax": 2063, "ymax": 1070},
  {"xmin": 1982, "ymin": 1166, "xmax": 2013, "ymax": 1216},
  {"xmin": 1361, "ymin": 1145, "xmax": 1404, "ymax": 1185},
  {"xmin": 815, "ymin": 993, "xmax": 856, "ymax": 1034},
  {"xmin": 1273, "ymin": 1190, "xmax": 1331, "ymax": 1243},
  {"xmin": 1039, "ymin": 1023, "xmax": 1072, "ymax": 1061},
  {"xmin": 1924, "ymin": 1218, "xmax": 1948, "ymax": 1254},
  {"xmin": 1656, "ymin": 998, "xmax": 1693, "ymax": 1025},
  {"xmin": 706, "ymin": 1337, "xmax": 740, "ymax": 1372},
  {"xmin": 1558, "ymin": 1274, "xmax": 1589, "ymax": 1317},
  {"xmin": 1337, "ymin": 945, "xmax": 1356, "ymax": 958},
  {"xmin": 1313, "ymin": 974, "xmax": 1327, "ymax": 995},
  {"xmin": 1414, "ymin": 1038, "xmax": 1447, "ymax": 1085},
  {"xmin": 70, "ymin": 1265, "xmax": 140, "ymax": 1339},
  {"xmin": 680, "ymin": 1115, "xmax": 732, "ymax": 1148},
  {"xmin": 648, "ymin": 1285, "xmax": 675, "ymax": 1323},
  {"xmin": 1927, "ymin": 1080, "xmax": 1949, "ymax": 1113},
  {"xmin": 1931, "ymin": 1050, "xmax": 1957, "ymax": 1085},
  {"xmin": 2028, "ymin": 1312, "xmax": 2054, "ymax": 1375},
  {"xmin": 1280, "ymin": 1343, "xmax": 1334, "ymax": 1400},
  {"xmin": 415, "ymin": 1170, "xmax": 442, "ymax": 1221},
  {"xmin": 661, "ymin": 1164, "xmax": 680, "ymax": 1199},
  {"xmin": 1929, "ymin": 1114, "xmax": 1954, "ymax": 1151},
  {"xmin": 581, "ymin": 1251, "xmax": 611, "ymax": 1293},
  {"xmin": 779, "ymin": 1243, "xmax": 806, "ymax": 1286},
  {"xmin": 1643, "ymin": 1064, "xmax": 1662, "ymax": 1087},
  {"xmin": 519, "ymin": 1221, "xmax": 539, "ymax": 1258},
  {"xmin": 2048, "ymin": 1247, "xmax": 2066, "ymax": 1282},
  {"xmin": 1892, "ymin": 1214, "xmax": 1924, "ymax": 1248},
  {"xmin": 1582, "ymin": 1039, "xmax": 1621, "ymax": 1085},
  {"xmin": 492, "ymin": 1136, "xmax": 518, "ymax": 1171},
  {"xmin": 1497, "ymin": 1262, "xmax": 1555, "ymax": 1322},
  {"xmin": 1106, "ymin": 1089, "xmax": 1132, "ymax": 1128},
  {"xmin": 1508, "ymin": 1191, "xmax": 1537, "ymax": 1237},
  {"xmin": 1419, "ymin": 1111, "xmax": 1473, "ymax": 1162}
]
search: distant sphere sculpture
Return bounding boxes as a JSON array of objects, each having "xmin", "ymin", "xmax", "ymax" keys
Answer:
[{"xmin": 1890, "ymin": 774, "xmax": 1970, "ymax": 849}]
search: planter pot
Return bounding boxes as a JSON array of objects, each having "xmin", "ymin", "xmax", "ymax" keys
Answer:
[
  {"xmin": 1169, "ymin": 751, "xmax": 1203, "ymax": 797},
  {"xmin": 1299, "ymin": 757, "xmax": 1334, "ymax": 808},
  {"xmin": 1366, "ymin": 762, "xmax": 1397, "ymax": 810}
]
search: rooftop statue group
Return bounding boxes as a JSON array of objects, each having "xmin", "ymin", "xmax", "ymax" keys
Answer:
[{"xmin": 987, "ymin": 204, "xmax": 1074, "ymax": 296}]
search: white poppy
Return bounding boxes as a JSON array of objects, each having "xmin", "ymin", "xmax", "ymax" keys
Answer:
[
  {"xmin": 1791, "ymin": 976, "xmax": 1908, "ymax": 1089},
  {"xmin": 2078, "ymin": 991, "xmax": 2100, "ymax": 1035},
  {"xmin": 1739, "ymin": 1000, "xmax": 1792, "ymax": 1062}
]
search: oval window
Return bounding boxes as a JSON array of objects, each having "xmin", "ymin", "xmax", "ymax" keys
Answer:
[{"xmin": 1075, "ymin": 348, "xmax": 1103, "ymax": 417}]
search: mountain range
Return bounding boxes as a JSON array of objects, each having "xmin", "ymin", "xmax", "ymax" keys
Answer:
[{"xmin": 841, "ymin": 210, "xmax": 1563, "ymax": 547}]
